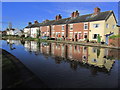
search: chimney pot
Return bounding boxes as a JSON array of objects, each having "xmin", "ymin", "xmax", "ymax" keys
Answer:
[
  {"xmin": 34, "ymin": 20, "xmax": 39, "ymax": 24},
  {"xmin": 71, "ymin": 10, "xmax": 79, "ymax": 18},
  {"xmin": 94, "ymin": 7, "xmax": 101, "ymax": 15},
  {"xmin": 28, "ymin": 22, "xmax": 32, "ymax": 25},
  {"xmin": 55, "ymin": 14, "xmax": 62, "ymax": 21}
]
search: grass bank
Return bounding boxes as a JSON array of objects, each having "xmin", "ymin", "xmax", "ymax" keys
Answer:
[{"xmin": 2, "ymin": 48, "xmax": 48, "ymax": 88}]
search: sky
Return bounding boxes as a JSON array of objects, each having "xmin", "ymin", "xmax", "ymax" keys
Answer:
[{"xmin": 2, "ymin": 2, "xmax": 119, "ymax": 31}]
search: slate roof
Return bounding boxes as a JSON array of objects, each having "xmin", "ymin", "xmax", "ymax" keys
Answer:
[
  {"xmin": 31, "ymin": 23, "xmax": 43, "ymax": 28},
  {"xmin": 41, "ymin": 20, "xmax": 55, "ymax": 26},
  {"xmin": 52, "ymin": 17, "xmax": 71, "ymax": 25},
  {"xmin": 67, "ymin": 11, "xmax": 113, "ymax": 24},
  {"xmin": 25, "ymin": 10, "xmax": 115, "ymax": 28}
]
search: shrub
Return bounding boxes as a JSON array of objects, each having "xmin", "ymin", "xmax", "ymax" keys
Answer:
[{"xmin": 109, "ymin": 35, "xmax": 120, "ymax": 39}]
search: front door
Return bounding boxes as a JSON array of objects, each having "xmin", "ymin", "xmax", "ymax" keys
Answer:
[{"xmin": 106, "ymin": 36, "xmax": 109, "ymax": 45}]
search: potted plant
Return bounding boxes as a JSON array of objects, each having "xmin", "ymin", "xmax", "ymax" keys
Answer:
[{"xmin": 101, "ymin": 40, "xmax": 105, "ymax": 44}]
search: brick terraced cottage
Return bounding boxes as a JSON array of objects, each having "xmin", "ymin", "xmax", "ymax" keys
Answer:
[{"xmin": 24, "ymin": 7, "xmax": 118, "ymax": 44}]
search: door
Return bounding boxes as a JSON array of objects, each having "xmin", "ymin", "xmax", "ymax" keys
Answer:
[{"xmin": 106, "ymin": 36, "xmax": 109, "ymax": 45}]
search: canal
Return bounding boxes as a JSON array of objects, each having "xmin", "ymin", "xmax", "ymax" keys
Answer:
[{"xmin": 1, "ymin": 40, "xmax": 120, "ymax": 88}]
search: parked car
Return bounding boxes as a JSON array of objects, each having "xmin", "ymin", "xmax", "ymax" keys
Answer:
[{"xmin": 41, "ymin": 36, "xmax": 49, "ymax": 40}]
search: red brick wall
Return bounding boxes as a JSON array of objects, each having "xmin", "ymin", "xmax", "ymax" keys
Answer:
[
  {"xmin": 109, "ymin": 38, "xmax": 120, "ymax": 47},
  {"xmin": 53, "ymin": 25, "xmax": 66, "ymax": 38},
  {"xmin": 40, "ymin": 26, "xmax": 50, "ymax": 37},
  {"xmin": 67, "ymin": 23, "xmax": 89, "ymax": 40}
]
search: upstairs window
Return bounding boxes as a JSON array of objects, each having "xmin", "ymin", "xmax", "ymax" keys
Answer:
[
  {"xmin": 106, "ymin": 24, "xmax": 109, "ymax": 28},
  {"xmin": 93, "ymin": 24, "xmax": 99, "ymax": 28},
  {"xmin": 112, "ymin": 25, "xmax": 115, "ymax": 29},
  {"xmin": 62, "ymin": 25, "xmax": 64, "ymax": 30},
  {"xmin": 84, "ymin": 23, "xmax": 88, "ymax": 30},
  {"xmin": 70, "ymin": 24, "xmax": 73, "ymax": 30}
]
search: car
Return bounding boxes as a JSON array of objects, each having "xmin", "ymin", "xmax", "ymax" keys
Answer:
[{"xmin": 41, "ymin": 36, "xmax": 49, "ymax": 40}]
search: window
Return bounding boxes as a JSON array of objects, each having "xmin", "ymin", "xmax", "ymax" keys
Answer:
[
  {"xmin": 69, "ymin": 32, "xmax": 73, "ymax": 39},
  {"xmin": 61, "ymin": 32, "xmax": 64, "ymax": 37},
  {"xmin": 84, "ymin": 33, "xmax": 87, "ymax": 38},
  {"xmin": 62, "ymin": 25, "xmax": 64, "ymax": 30},
  {"xmin": 106, "ymin": 24, "xmax": 109, "ymax": 28},
  {"xmin": 47, "ymin": 26, "xmax": 49, "ymax": 30},
  {"xmin": 93, "ymin": 34, "xmax": 98, "ymax": 39},
  {"xmin": 84, "ymin": 23, "xmax": 88, "ymax": 30},
  {"xmin": 52, "ymin": 25, "xmax": 54, "ymax": 30},
  {"xmin": 70, "ymin": 24, "xmax": 73, "ymax": 31},
  {"xmin": 93, "ymin": 24, "xmax": 99, "ymax": 28},
  {"xmin": 112, "ymin": 25, "xmax": 115, "ymax": 29}
]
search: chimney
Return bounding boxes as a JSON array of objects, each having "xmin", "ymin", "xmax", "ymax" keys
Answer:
[
  {"xmin": 55, "ymin": 14, "xmax": 62, "ymax": 21},
  {"xmin": 42, "ymin": 19, "xmax": 49, "ymax": 23},
  {"xmin": 28, "ymin": 22, "xmax": 32, "ymax": 26},
  {"xmin": 94, "ymin": 7, "xmax": 101, "ymax": 15},
  {"xmin": 71, "ymin": 10, "xmax": 79, "ymax": 18},
  {"xmin": 34, "ymin": 20, "xmax": 39, "ymax": 24}
]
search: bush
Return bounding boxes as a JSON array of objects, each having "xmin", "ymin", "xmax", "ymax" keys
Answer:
[{"xmin": 109, "ymin": 35, "xmax": 120, "ymax": 39}]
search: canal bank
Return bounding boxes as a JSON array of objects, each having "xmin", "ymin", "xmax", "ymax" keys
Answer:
[
  {"xmin": 1, "ymin": 36, "xmax": 120, "ymax": 49},
  {"xmin": 1, "ymin": 48, "xmax": 48, "ymax": 88}
]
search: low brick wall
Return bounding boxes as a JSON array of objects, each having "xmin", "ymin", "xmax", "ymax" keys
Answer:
[{"xmin": 109, "ymin": 38, "xmax": 120, "ymax": 47}]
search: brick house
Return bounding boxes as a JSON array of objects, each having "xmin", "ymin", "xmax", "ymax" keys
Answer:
[{"xmin": 24, "ymin": 7, "xmax": 118, "ymax": 43}]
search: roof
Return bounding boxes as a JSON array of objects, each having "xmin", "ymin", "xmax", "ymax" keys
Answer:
[
  {"xmin": 52, "ymin": 18, "xmax": 71, "ymax": 25},
  {"xmin": 67, "ymin": 11, "xmax": 113, "ymax": 24},
  {"xmin": 31, "ymin": 23, "xmax": 43, "ymax": 28},
  {"xmin": 25, "ymin": 10, "xmax": 115, "ymax": 27},
  {"xmin": 41, "ymin": 20, "xmax": 55, "ymax": 26}
]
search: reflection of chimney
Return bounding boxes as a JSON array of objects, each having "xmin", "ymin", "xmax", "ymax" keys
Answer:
[
  {"xmin": 34, "ymin": 20, "xmax": 39, "ymax": 24},
  {"xmin": 71, "ymin": 10, "xmax": 79, "ymax": 18},
  {"xmin": 94, "ymin": 7, "xmax": 101, "ymax": 15},
  {"xmin": 28, "ymin": 22, "xmax": 32, "ymax": 26},
  {"xmin": 55, "ymin": 14, "xmax": 62, "ymax": 21}
]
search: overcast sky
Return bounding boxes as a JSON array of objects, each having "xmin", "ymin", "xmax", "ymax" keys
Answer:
[{"xmin": 2, "ymin": 2, "xmax": 119, "ymax": 30}]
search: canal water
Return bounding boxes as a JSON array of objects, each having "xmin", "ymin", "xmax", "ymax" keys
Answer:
[{"xmin": 1, "ymin": 40, "xmax": 120, "ymax": 88}]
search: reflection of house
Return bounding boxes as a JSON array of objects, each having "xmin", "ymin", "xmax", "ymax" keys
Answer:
[
  {"xmin": 31, "ymin": 41, "xmax": 38, "ymax": 52},
  {"xmin": 24, "ymin": 41, "xmax": 31, "ymax": 51},
  {"xmin": 40, "ymin": 42, "xmax": 50, "ymax": 54},
  {"xmin": 22, "ymin": 41, "xmax": 116, "ymax": 72},
  {"xmin": 88, "ymin": 47, "xmax": 115, "ymax": 71},
  {"xmin": 24, "ymin": 41, "xmax": 39, "ymax": 52},
  {"xmin": 108, "ymin": 49, "xmax": 120, "ymax": 60}
]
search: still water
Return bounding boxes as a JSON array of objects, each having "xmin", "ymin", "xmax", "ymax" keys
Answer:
[{"xmin": 1, "ymin": 40, "xmax": 120, "ymax": 88}]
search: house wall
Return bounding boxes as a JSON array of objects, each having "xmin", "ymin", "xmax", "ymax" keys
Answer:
[
  {"xmin": 89, "ymin": 20, "xmax": 105, "ymax": 42},
  {"xmin": 52, "ymin": 24, "xmax": 66, "ymax": 39},
  {"xmin": 40, "ymin": 26, "xmax": 50, "ymax": 37},
  {"xmin": 24, "ymin": 28, "xmax": 30, "ymax": 37},
  {"xmin": 67, "ymin": 23, "xmax": 89, "ymax": 41},
  {"xmin": 31, "ymin": 27, "xmax": 39, "ymax": 38},
  {"xmin": 104, "ymin": 13, "xmax": 118, "ymax": 36}
]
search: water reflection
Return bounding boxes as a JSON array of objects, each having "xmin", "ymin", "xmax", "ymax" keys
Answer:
[{"xmin": 6, "ymin": 40, "xmax": 119, "ymax": 73}]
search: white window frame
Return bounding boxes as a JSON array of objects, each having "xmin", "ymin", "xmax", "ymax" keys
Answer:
[
  {"xmin": 61, "ymin": 32, "xmax": 64, "ymax": 37},
  {"xmin": 84, "ymin": 23, "xmax": 88, "ymax": 30},
  {"xmin": 62, "ymin": 25, "xmax": 64, "ymax": 31},
  {"xmin": 112, "ymin": 25, "xmax": 115, "ymax": 29},
  {"xmin": 106, "ymin": 23, "xmax": 109, "ymax": 28},
  {"xmin": 70, "ymin": 24, "xmax": 73, "ymax": 31},
  {"xmin": 52, "ymin": 25, "xmax": 55, "ymax": 31},
  {"xmin": 93, "ymin": 24, "xmax": 100, "ymax": 28}
]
